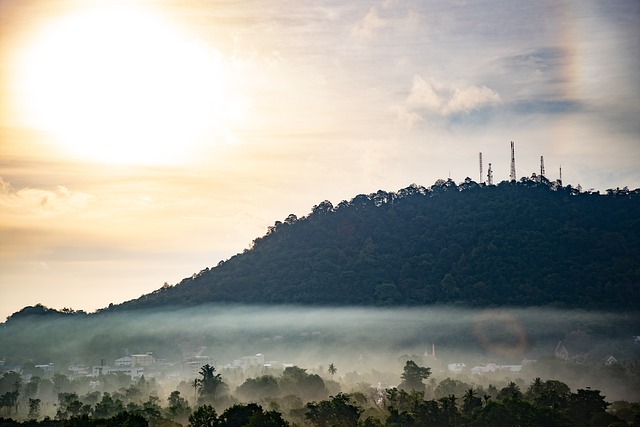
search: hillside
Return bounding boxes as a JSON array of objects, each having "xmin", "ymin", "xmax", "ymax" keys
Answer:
[{"xmin": 114, "ymin": 178, "xmax": 640, "ymax": 311}]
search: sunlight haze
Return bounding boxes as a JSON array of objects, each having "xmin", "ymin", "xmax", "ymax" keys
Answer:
[{"xmin": 1, "ymin": 0, "xmax": 639, "ymax": 319}]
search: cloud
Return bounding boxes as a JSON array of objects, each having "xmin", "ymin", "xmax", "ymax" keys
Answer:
[
  {"xmin": 402, "ymin": 75, "xmax": 502, "ymax": 121},
  {"xmin": 0, "ymin": 177, "xmax": 94, "ymax": 218},
  {"xmin": 352, "ymin": 6, "xmax": 388, "ymax": 40}
]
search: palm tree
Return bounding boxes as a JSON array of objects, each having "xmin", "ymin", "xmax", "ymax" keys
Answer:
[
  {"xmin": 462, "ymin": 388, "xmax": 481, "ymax": 416},
  {"xmin": 328, "ymin": 363, "xmax": 337, "ymax": 380},
  {"xmin": 198, "ymin": 364, "xmax": 223, "ymax": 402}
]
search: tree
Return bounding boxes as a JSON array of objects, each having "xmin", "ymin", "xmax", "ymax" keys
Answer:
[
  {"xmin": 166, "ymin": 390, "xmax": 191, "ymax": 423},
  {"xmin": 280, "ymin": 366, "xmax": 328, "ymax": 402},
  {"xmin": 236, "ymin": 375, "xmax": 280, "ymax": 401},
  {"xmin": 56, "ymin": 392, "xmax": 82, "ymax": 420},
  {"xmin": 462, "ymin": 388, "xmax": 482, "ymax": 417},
  {"xmin": 527, "ymin": 379, "xmax": 570, "ymax": 410},
  {"xmin": 93, "ymin": 392, "xmax": 125, "ymax": 419},
  {"xmin": 438, "ymin": 394, "xmax": 460, "ymax": 426},
  {"xmin": 497, "ymin": 381, "xmax": 523, "ymax": 401},
  {"xmin": 305, "ymin": 393, "xmax": 362, "ymax": 427},
  {"xmin": 218, "ymin": 403, "xmax": 263, "ymax": 427},
  {"xmin": 398, "ymin": 360, "xmax": 431, "ymax": 392},
  {"xmin": 140, "ymin": 395, "xmax": 162, "ymax": 422},
  {"xmin": 189, "ymin": 404, "xmax": 218, "ymax": 427},
  {"xmin": 198, "ymin": 364, "xmax": 225, "ymax": 403},
  {"xmin": 28, "ymin": 398, "xmax": 41, "ymax": 420},
  {"xmin": 0, "ymin": 391, "xmax": 19, "ymax": 415},
  {"xmin": 328, "ymin": 364, "xmax": 337, "ymax": 381},
  {"xmin": 244, "ymin": 409, "xmax": 289, "ymax": 427},
  {"xmin": 566, "ymin": 388, "xmax": 609, "ymax": 426}
]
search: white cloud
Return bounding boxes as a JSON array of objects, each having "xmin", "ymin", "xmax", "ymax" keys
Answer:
[
  {"xmin": 403, "ymin": 75, "xmax": 502, "ymax": 120},
  {"xmin": 353, "ymin": 6, "xmax": 388, "ymax": 40},
  {"xmin": 448, "ymin": 85, "xmax": 502, "ymax": 114},
  {"xmin": 0, "ymin": 177, "xmax": 94, "ymax": 218}
]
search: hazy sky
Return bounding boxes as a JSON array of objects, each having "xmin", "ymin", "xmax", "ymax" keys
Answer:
[{"xmin": 1, "ymin": 0, "xmax": 639, "ymax": 320}]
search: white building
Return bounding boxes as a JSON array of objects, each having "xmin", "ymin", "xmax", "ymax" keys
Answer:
[
  {"xmin": 225, "ymin": 354, "xmax": 265, "ymax": 370},
  {"xmin": 182, "ymin": 355, "xmax": 214, "ymax": 379},
  {"xmin": 35, "ymin": 363, "xmax": 55, "ymax": 373},
  {"xmin": 92, "ymin": 365, "xmax": 144, "ymax": 379},
  {"xmin": 447, "ymin": 363, "xmax": 466, "ymax": 373},
  {"xmin": 470, "ymin": 363, "xmax": 522, "ymax": 375}
]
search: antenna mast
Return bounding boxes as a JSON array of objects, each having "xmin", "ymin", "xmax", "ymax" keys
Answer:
[
  {"xmin": 487, "ymin": 163, "xmax": 493, "ymax": 185},
  {"xmin": 479, "ymin": 152, "xmax": 483, "ymax": 184},
  {"xmin": 509, "ymin": 141, "xmax": 516, "ymax": 181},
  {"xmin": 559, "ymin": 165, "xmax": 562, "ymax": 184},
  {"xmin": 540, "ymin": 156, "xmax": 545, "ymax": 181}
]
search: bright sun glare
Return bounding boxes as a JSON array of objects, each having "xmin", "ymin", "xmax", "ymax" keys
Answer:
[{"xmin": 13, "ymin": 4, "xmax": 243, "ymax": 165}]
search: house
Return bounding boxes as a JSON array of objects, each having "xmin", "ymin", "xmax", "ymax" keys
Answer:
[{"xmin": 447, "ymin": 363, "xmax": 466, "ymax": 373}]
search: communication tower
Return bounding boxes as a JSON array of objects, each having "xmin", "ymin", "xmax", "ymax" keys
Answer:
[
  {"xmin": 479, "ymin": 152, "xmax": 483, "ymax": 184},
  {"xmin": 509, "ymin": 141, "xmax": 516, "ymax": 181},
  {"xmin": 540, "ymin": 156, "xmax": 545, "ymax": 180},
  {"xmin": 559, "ymin": 165, "xmax": 562, "ymax": 184},
  {"xmin": 487, "ymin": 163, "xmax": 493, "ymax": 185}
]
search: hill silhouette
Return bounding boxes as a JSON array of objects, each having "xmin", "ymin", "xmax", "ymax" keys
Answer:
[{"xmin": 110, "ymin": 178, "xmax": 640, "ymax": 311}]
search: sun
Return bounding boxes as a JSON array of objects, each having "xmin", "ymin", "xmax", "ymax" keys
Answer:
[{"xmin": 11, "ymin": 4, "xmax": 244, "ymax": 165}]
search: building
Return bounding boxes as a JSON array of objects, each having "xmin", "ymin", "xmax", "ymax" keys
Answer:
[
  {"xmin": 35, "ymin": 363, "xmax": 55, "ymax": 373},
  {"xmin": 225, "ymin": 354, "xmax": 265, "ymax": 370},
  {"xmin": 115, "ymin": 356, "xmax": 132, "ymax": 367},
  {"xmin": 470, "ymin": 363, "xmax": 522, "ymax": 375},
  {"xmin": 447, "ymin": 363, "xmax": 466, "ymax": 373},
  {"xmin": 131, "ymin": 353, "xmax": 156, "ymax": 367},
  {"xmin": 92, "ymin": 365, "xmax": 144, "ymax": 379},
  {"xmin": 182, "ymin": 355, "xmax": 214, "ymax": 379}
]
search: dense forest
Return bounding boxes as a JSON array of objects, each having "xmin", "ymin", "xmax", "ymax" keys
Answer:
[
  {"xmin": 1, "ymin": 359, "xmax": 639, "ymax": 426},
  {"xmin": 112, "ymin": 178, "xmax": 640, "ymax": 311}
]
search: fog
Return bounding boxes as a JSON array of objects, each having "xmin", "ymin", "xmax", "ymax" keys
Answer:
[{"xmin": 2, "ymin": 304, "xmax": 638, "ymax": 404}]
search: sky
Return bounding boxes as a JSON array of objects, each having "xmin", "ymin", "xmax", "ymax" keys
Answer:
[{"xmin": 1, "ymin": 0, "xmax": 639, "ymax": 321}]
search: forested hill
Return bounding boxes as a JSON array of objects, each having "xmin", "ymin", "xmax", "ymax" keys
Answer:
[{"xmin": 117, "ymin": 178, "xmax": 640, "ymax": 311}]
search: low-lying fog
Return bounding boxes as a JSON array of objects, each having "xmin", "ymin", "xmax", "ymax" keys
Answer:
[{"xmin": 3, "ymin": 305, "xmax": 639, "ymax": 400}]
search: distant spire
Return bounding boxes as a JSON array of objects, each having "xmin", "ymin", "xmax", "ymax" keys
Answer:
[
  {"xmin": 424, "ymin": 343, "xmax": 437, "ymax": 360},
  {"xmin": 479, "ymin": 152, "xmax": 483, "ymax": 184}
]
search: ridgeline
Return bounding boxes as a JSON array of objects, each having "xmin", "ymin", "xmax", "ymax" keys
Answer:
[{"xmin": 108, "ymin": 178, "xmax": 640, "ymax": 312}]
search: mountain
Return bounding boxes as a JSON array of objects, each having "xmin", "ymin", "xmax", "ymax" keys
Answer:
[{"xmin": 113, "ymin": 178, "xmax": 640, "ymax": 311}]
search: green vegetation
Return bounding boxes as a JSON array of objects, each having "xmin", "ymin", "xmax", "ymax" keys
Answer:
[
  {"xmin": 113, "ymin": 178, "xmax": 640, "ymax": 311},
  {"xmin": 1, "ymin": 360, "xmax": 639, "ymax": 426}
]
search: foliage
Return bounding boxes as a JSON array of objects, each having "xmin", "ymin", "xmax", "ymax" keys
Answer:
[
  {"xmin": 305, "ymin": 393, "xmax": 362, "ymax": 427},
  {"xmin": 0, "ymin": 375, "xmax": 628, "ymax": 427},
  {"xmin": 197, "ymin": 365, "xmax": 226, "ymax": 404},
  {"xmin": 398, "ymin": 361, "xmax": 431, "ymax": 393},
  {"xmin": 108, "ymin": 179, "xmax": 640, "ymax": 311},
  {"xmin": 188, "ymin": 404, "xmax": 217, "ymax": 427}
]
